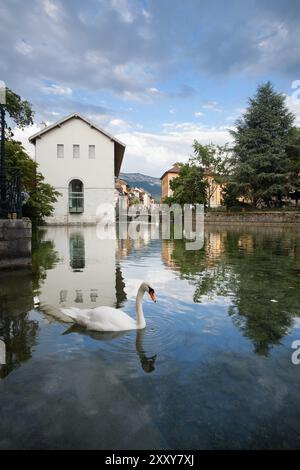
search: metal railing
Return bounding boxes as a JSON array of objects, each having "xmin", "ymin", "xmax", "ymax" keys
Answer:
[{"xmin": 0, "ymin": 168, "xmax": 22, "ymax": 219}]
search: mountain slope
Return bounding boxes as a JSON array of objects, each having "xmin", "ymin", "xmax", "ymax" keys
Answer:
[{"xmin": 119, "ymin": 172, "xmax": 161, "ymax": 201}]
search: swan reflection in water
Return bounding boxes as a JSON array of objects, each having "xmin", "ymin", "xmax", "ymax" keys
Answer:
[{"xmin": 63, "ymin": 325, "xmax": 157, "ymax": 374}]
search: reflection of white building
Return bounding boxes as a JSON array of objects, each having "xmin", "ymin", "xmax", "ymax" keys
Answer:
[
  {"xmin": 29, "ymin": 113, "xmax": 126, "ymax": 225},
  {"xmin": 39, "ymin": 227, "xmax": 117, "ymax": 319}
]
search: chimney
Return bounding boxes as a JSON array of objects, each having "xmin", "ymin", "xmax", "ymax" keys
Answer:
[{"xmin": 40, "ymin": 121, "xmax": 47, "ymax": 129}]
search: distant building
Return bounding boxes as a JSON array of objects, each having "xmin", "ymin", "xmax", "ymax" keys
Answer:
[
  {"xmin": 115, "ymin": 178, "xmax": 129, "ymax": 204},
  {"xmin": 115, "ymin": 178, "xmax": 129, "ymax": 196},
  {"xmin": 204, "ymin": 171, "xmax": 223, "ymax": 208},
  {"xmin": 29, "ymin": 113, "xmax": 126, "ymax": 224},
  {"xmin": 160, "ymin": 165, "xmax": 181, "ymax": 199},
  {"xmin": 141, "ymin": 190, "xmax": 155, "ymax": 208},
  {"xmin": 160, "ymin": 165, "xmax": 223, "ymax": 208},
  {"xmin": 126, "ymin": 187, "xmax": 156, "ymax": 208}
]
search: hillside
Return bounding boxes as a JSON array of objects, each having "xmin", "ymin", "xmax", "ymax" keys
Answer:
[{"xmin": 119, "ymin": 172, "xmax": 161, "ymax": 201}]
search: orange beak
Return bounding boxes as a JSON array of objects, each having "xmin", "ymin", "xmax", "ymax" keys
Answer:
[{"xmin": 149, "ymin": 291, "xmax": 156, "ymax": 302}]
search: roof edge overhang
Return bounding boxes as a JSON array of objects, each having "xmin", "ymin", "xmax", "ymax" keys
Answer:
[{"xmin": 28, "ymin": 112, "xmax": 126, "ymax": 149}]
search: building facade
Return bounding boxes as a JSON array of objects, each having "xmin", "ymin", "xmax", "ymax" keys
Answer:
[
  {"xmin": 160, "ymin": 165, "xmax": 181, "ymax": 200},
  {"xmin": 160, "ymin": 165, "xmax": 223, "ymax": 207},
  {"xmin": 29, "ymin": 113, "xmax": 126, "ymax": 224}
]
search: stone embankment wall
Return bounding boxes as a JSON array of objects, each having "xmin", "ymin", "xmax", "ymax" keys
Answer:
[
  {"xmin": 0, "ymin": 219, "xmax": 32, "ymax": 269},
  {"xmin": 204, "ymin": 211, "xmax": 300, "ymax": 225}
]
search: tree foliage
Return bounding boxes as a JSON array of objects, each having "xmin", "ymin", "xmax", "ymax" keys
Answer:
[
  {"xmin": 3, "ymin": 88, "xmax": 34, "ymax": 134},
  {"xmin": 5, "ymin": 140, "xmax": 60, "ymax": 223},
  {"xmin": 169, "ymin": 162, "xmax": 208, "ymax": 205},
  {"xmin": 286, "ymin": 126, "xmax": 300, "ymax": 204},
  {"xmin": 230, "ymin": 82, "xmax": 295, "ymax": 207},
  {"xmin": 167, "ymin": 143, "xmax": 230, "ymax": 206},
  {"xmin": 191, "ymin": 141, "xmax": 231, "ymax": 179},
  {"xmin": 191, "ymin": 141, "xmax": 231, "ymax": 207}
]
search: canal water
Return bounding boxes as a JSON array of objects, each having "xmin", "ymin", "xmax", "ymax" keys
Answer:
[{"xmin": 0, "ymin": 224, "xmax": 300, "ymax": 449}]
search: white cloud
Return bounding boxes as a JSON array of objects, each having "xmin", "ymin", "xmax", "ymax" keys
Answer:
[
  {"xmin": 194, "ymin": 111, "xmax": 204, "ymax": 117},
  {"xmin": 142, "ymin": 9, "xmax": 151, "ymax": 23},
  {"xmin": 108, "ymin": 118, "xmax": 131, "ymax": 132},
  {"xmin": 15, "ymin": 40, "xmax": 33, "ymax": 56},
  {"xmin": 225, "ymin": 107, "xmax": 246, "ymax": 122},
  {"xmin": 285, "ymin": 88, "xmax": 300, "ymax": 125},
  {"xmin": 119, "ymin": 88, "xmax": 164, "ymax": 104},
  {"xmin": 117, "ymin": 122, "xmax": 233, "ymax": 176},
  {"xmin": 202, "ymin": 101, "xmax": 222, "ymax": 112},
  {"xmin": 12, "ymin": 124, "xmax": 40, "ymax": 157},
  {"xmin": 147, "ymin": 87, "xmax": 161, "ymax": 96},
  {"xmin": 110, "ymin": 0, "xmax": 135, "ymax": 23},
  {"xmin": 42, "ymin": 83, "xmax": 72, "ymax": 96},
  {"xmin": 43, "ymin": 0, "xmax": 60, "ymax": 20}
]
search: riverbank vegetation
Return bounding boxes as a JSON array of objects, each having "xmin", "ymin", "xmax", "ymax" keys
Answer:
[{"xmin": 3, "ymin": 88, "xmax": 60, "ymax": 223}]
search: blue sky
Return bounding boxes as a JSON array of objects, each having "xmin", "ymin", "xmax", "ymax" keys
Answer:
[{"xmin": 1, "ymin": 0, "xmax": 300, "ymax": 176}]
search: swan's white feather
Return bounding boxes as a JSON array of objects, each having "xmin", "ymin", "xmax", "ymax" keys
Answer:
[
  {"xmin": 61, "ymin": 282, "xmax": 154, "ymax": 332},
  {"xmin": 61, "ymin": 306, "xmax": 137, "ymax": 332}
]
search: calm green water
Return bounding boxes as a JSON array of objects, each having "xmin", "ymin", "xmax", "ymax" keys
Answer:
[{"xmin": 1, "ymin": 224, "xmax": 300, "ymax": 449}]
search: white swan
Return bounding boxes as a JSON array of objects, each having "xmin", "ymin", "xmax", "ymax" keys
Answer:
[{"xmin": 61, "ymin": 282, "xmax": 156, "ymax": 332}]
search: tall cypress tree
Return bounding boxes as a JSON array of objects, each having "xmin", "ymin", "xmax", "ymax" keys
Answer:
[{"xmin": 230, "ymin": 82, "xmax": 295, "ymax": 207}]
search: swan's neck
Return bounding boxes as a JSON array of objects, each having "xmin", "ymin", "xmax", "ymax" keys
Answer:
[{"xmin": 135, "ymin": 285, "xmax": 146, "ymax": 329}]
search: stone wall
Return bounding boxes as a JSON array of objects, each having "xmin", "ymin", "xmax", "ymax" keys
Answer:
[
  {"xmin": 0, "ymin": 219, "xmax": 32, "ymax": 269},
  {"xmin": 204, "ymin": 211, "xmax": 300, "ymax": 225}
]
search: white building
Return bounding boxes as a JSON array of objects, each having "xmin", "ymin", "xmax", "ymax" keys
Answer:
[{"xmin": 29, "ymin": 113, "xmax": 126, "ymax": 224}]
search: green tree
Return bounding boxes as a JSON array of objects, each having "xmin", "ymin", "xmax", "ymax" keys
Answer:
[
  {"xmin": 3, "ymin": 87, "xmax": 34, "ymax": 135},
  {"xmin": 230, "ymin": 82, "xmax": 295, "ymax": 207},
  {"xmin": 286, "ymin": 126, "xmax": 300, "ymax": 205},
  {"xmin": 169, "ymin": 162, "xmax": 208, "ymax": 205},
  {"xmin": 221, "ymin": 182, "xmax": 241, "ymax": 210},
  {"xmin": 191, "ymin": 141, "xmax": 231, "ymax": 208},
  {"xmin": 6, "ymin": 140, "xmax": 60, "ymax": 223}
]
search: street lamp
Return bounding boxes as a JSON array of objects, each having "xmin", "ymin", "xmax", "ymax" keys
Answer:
[{"xmin": 0, "ymin": 103, "xmax": 7, "ymax": 218}]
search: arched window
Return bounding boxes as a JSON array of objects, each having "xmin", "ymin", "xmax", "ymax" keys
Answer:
[
  {"xmin": 69, "ymin": 179, "xmax": 84, "ymax": 213},
  {"xmin": 69, "ymin": 233, "xmax": 85, "ymax": 271}
]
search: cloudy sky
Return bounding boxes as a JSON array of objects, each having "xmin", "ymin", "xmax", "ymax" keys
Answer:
[{"xmin": 1, "ymin": 0, "xmax": 300, "ymax": 176}]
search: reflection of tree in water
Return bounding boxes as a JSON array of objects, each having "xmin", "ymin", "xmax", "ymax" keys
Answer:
[
  {"xmin": 32, "ymin": 228, "xmax": 60, "ymax": 294},
  {"xmin": 164, "ymin": 228, "xmax": 300, "ymax": 356},
  {"xmin": 115, "ymin": 265, "xmax": 127, "ymax": 308},
  {"xmin": 225, "ymin": 231, "xmax": 300, "ymax": 355},
  {"xmin": 0, "ymin": 271, "xmax": 39, "ymax": 378},
  {"xmin": 0, "ymin": 229, "xmax": 60, "ymax": 378},
  {"xmin": 0, "ymin": 312, "xmax": 39, "ymax": 379}
]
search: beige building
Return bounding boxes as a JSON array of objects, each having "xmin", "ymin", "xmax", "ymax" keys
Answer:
[
  {"xmin": 160, "ymin": 165, "xmax": 223, "ymax": 207},
  {"xmin": 160, "ymin": 165, "xmax": 181, "ymax": 199},
  {"xmin": 205, "ymin": 173, "xmax": 223, "ymax": 208}
]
